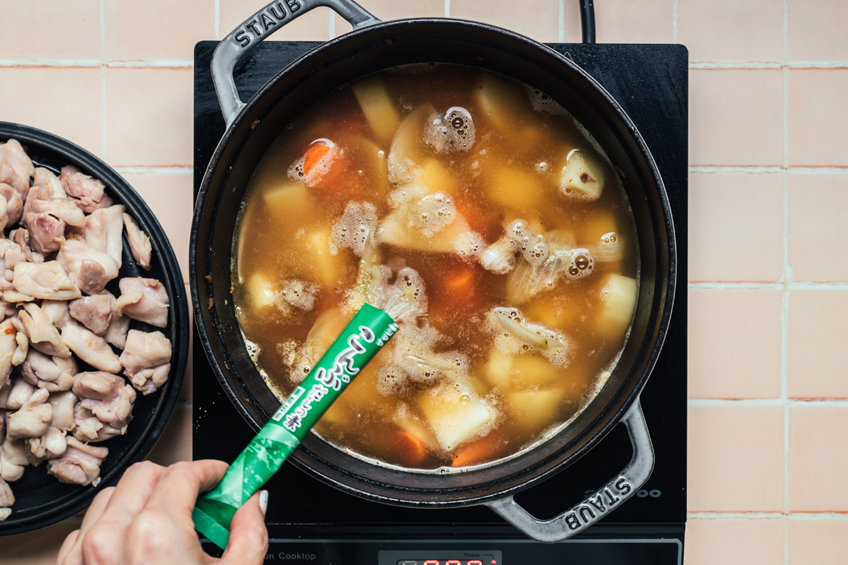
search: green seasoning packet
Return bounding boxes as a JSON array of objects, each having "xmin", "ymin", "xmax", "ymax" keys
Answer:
[{"xmin": 193, "ymin": 303, "xmax": 398, "ymax": 549}]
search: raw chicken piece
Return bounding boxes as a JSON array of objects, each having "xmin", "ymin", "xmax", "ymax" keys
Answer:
[
  {"xmin": 0, "ymin": 434, "xmax": 29, "ymax": 482},
  {"xmin": 82, "ymin": 205, "xmax": 125, "ymax": 267},
  {"xmin": 60, "ymin": 322, "xmax": 122, "ymax": 373},
  {"xmin": 123, "ymin": 213, "xmax": 151, "ymax": 269},
  {"xmin": 0, "ymin": 239, "xmax": 25, "ymax": 278},
  {"xmin": 22, "ymin": 190, "xmax": 85, "ymax": 227},
  {"xmin": 47, "ymin": 437, "xmax": 107, "ymax": 486},
  {"xmin": 0, "ymin": 319, "xmax": 15, "ymax": 389},
  {"xmin": 48, "ymin": 391, "xmax": 77, "ymax": 431},
  {"xmin": 0, "ymin": 139, "xmax": 34, "ymax": 198},
  {"xmin": 22, "ymin": 349, "xmax": 77, "ymax": 392},
  {"xmin": 72, "ymin": 371, "xmax": 135, "ymax": 426},
  {"xmin": 0, "ymin": 476, "xmax": 13, "ymax": 520},
  {"xmin": 26, "ymin": 426, "xmax": 67, "ymax": 465},
  {"xmin": 32, "ymin": 168, "xmax": 66, "ymax": 200},
  {"xmin": 12, "ymin": 262, "xmax": 81, "ymax": 301},
  {"xmin": 3, "ymin": 290, "xmax": 33, "ymax": 303},
  {"xmin": 105, "ymin": 312, "xmax": 130, "ymax": 349},
  {"xmin": 25, "ymin": 212, "xmax": 66, "ymax": 254},
  {"xmin": 59, "ymin": 166, "xmax": 114, "ymax": 213},
  {"xmin": 41, "ymin": 300, "xmax": 72, "ymax": 328},
  {"xmin": 19, "ymin": 303, "xmax": 72, "ymax": 358},
  {"xmin": 119, "ymin": 330, "xmax": 171, "ymax": 395},
  {"xmin": 115, "ymin": 278, "xmax": 169, "ymax": 328},
  {"xmin": 9, "ymin": 229, "xmax": 45, "ymax": 264},
  {"xmin": 0, "ymin": 379, "xmax": 35, "ymax": 410},
  {"xmin": 0, "ymin": 183, "xmax": 23, "ymax": 227},
  {"xmin": 0, "ymin": 195, "xmax": 7, "ymax": 233},
  {"xmin": 11, "ymin": 329, "xmax": 28, "ymax": 366},
  {"xmin": 7, "ymin": 388, "xmax": 53, "ymax": 439},
  {"xmin": 69, "ymin": 291, "xmax": 115, "ymax": 335},
  {"xmin": 73, "ymin": 404, "xmax": 125, "ymax": 442},
  {"xmin": 57, "ymin": 239, "xmax": 119, "ymax": 296}
]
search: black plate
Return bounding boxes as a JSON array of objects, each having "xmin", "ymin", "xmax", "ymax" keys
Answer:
[{"xmin": 0, "ymin": 122, "xmax": 190, "ymax": 536}]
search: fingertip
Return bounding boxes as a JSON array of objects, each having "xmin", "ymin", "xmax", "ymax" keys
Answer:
[
  {"xmin": 259, "ymin": 490, "xmax": 269, "ymax": 516},
  {"xmin": 221, "ymin": 493, "xmax": 269, "ymax": 564},
  {"xmin": 57, "ymin": 529, "xmax": 80, "ymax": 564}
]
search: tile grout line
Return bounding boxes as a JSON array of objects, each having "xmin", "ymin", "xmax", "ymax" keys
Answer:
[
  {"xmin": 214, "ymin": 0, "xmax": 221, "ymax": 40},
  {"xmin": 689, "ymin": 282, "xmax": 848, "ymax": 290},
  {"xmin": 688, "ymin": 511, "xmax": 848, "ymax": 520},
  {"xmin": 672, "ymin": 0, "xmax": 678, "ymax": 43},
  {"xmin": 783, "ymin": 0, "xmax": 790, "ymax": 560},
  {"xmin": 100, "ymin": 0, "xmax": 107, "ymax": 159},
  {"xmin": 445, "ymin": 0, "xmax": 450, "ymax": 18},
  {"xmin": 690, "ymin": 61, "xmax": 848, "ymax": 69},
  {"xmin": 558, "ymin": 0, "xmax": 565, "ymax": 43},
  {"xmin": 688, "ymin": 399, "xmax": 848, "ymax": 407},
  {"xmin": 5, "ymin": 60, "xmax": 845, "ymax": 70},
  {"xmin": 329, "ymin": 11, "xmax": 335, "ymax": 40},
  {"xmin": 689, "ymin": 165, "xmax": 848, "ymax": 174},
  {"xmin": 113, "ymin": 166, "xmax": 193, "ymax": 174}
]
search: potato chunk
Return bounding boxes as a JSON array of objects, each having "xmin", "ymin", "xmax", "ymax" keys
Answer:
[
  {"xmin": 263, "ymin": 183, "xmax": 312, "ymax": 222},
  {"xmin": 352, "ymin": 77, "xmax": 400, "ymax": 145},
  {"xmin": 417, "ymin": 379, "xmax": 494, "ymax": 451},
  {"xmin": 418, "ymin": 159, "xmax": 459, "ymax": 196},
  {"xmin": 485, "ymin": 164, "xmax": 544, "ymax": 212},
  {"xmin": 560, "ymin": 149, "xmax": 605, "ymax": 201},
  {"xmin": 474, "ymin": 73, "xmax": 528, "ymax": 133},
  {"xmin": 483, "ymin": 348, "xmax": 514, "ymax": 390},
  {"xmin": 305, "ymin": 228, "xmax": 345, "ymax": 287},
  {"xmin": 511, "ymin": 355, "xmax": 561, "ymax": 387},
  {"xmin": 505, "ymin": 388, "xmax": 567, "ymax": 433},
  {"xmin": 245, "ymin": 272, "xmax": 279, "ymax": 312},
  {"xmin": 597, "ymin": 274, "xmax": 638, "ymax": 336}
]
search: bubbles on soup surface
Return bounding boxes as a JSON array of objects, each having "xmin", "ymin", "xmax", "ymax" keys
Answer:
[
  {"xmin": 409, "ymin": 193, "xmax": 456, "ymax": 238},
  {"xmin": 330, "ymin": 201, "xmax": 378, "ymax": 257},
  {"xmin": 280, "ymin": 279, "xmax": 320, "ymax": 311},
  {"xmin": 454, "ymin": 230, "xmax": 487, "ymax": 263},
  {"xmin": 425, "ymin": 107, "xmax": 476, "ymax": 154}
]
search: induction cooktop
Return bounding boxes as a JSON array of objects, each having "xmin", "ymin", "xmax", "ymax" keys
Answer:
[{"xmin": 192, "ymin": 40, "xmax": 688, "ymax": 564}]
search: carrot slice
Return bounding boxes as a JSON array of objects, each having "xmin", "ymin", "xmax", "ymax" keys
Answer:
[
  {"xmin": 302, "ymin": 142, "xmax": 333, "ymax": 177},
  {"xmin": 445, "ymin": 265, "xmax": 475, "ymax": 293},
  {"xmin": 451, "ymin": 430, "xmax": 503, "ymax": 467},
  {"xmin": 299, "ymin": 140, "xmax": 359, "ymax": 197},
  {"xmin": 393, "ymin": 429, "xmax": 430, "ymax": 465}
]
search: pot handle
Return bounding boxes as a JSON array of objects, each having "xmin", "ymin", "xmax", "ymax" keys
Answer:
[
  {"xmin": 485, "ymin": 399, "xmax": 654, "ymax": 543},
  {"xmin": 211, "ymin": 0, "xmax": 381, "ymax": 128}
]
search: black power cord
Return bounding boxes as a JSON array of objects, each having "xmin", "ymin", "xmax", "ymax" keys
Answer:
[{"xmin": 579, "ymin": 0, "xmax": 596, "ymax": 43}]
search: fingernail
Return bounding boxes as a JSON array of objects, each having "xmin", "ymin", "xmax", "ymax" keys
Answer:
[{"xmin": 259, "ymin": 490, "xmax": 269, "ymax": 516}]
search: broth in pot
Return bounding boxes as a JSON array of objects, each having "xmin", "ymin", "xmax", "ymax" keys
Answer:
[{"xmin": 233, "ymin": 64, "xmax": 639, "ymax": 471}]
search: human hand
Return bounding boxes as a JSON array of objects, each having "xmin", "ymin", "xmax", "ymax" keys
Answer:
[{"xmin": 57, "ymin": 460, "xmax": 269, "ymax": 565}]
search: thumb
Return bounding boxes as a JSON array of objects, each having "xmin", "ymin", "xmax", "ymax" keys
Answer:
[{"xmin": 220, "ymin": 491, "xmax": 269, "ymax": 565}]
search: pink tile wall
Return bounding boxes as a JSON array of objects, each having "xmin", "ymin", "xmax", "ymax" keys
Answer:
[{"xmin": 2, "ymin": 0, "xmax": 847, "ymax": 562}]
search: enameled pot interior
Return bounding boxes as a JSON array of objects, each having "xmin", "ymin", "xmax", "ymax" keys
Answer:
[{"xmin": 192, "ymin": 20, "xmax": 673, "ymax": 507}]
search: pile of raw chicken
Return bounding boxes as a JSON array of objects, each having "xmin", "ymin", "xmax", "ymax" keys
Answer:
[{"xmin": 0, "ymin": 139, "xmax": 173, "ymax": 521}]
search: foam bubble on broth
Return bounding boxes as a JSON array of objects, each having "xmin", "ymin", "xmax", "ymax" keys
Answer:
[
  {"xmin": 454, "ymin": 230, "xmax": 487, "ymax": 263},
  {"xmin": 330, "ymin": 201, "xmax": 378, "ymax": 257},
  {"xmin": 424, "ymin": 107, "xmax": 476, "ymax": 154},
  {"xmin": 409, "ymin": 193, "xmax": 456, "ymax": 238}
]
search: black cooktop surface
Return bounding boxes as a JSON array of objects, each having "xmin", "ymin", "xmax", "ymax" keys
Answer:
[{"xmin": 192, "ymin": 40, "xmax": 687, "ymax": 562}]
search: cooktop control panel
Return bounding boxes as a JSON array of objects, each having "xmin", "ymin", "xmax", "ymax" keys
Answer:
[{"xmin": 202, "ymin": 539, "xmax": 682, "ymax": 564}]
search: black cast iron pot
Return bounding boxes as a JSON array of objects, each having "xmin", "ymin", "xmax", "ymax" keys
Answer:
[{"xmin": 190, "ymin": 0, "xmax": 676, "ymax": 542}]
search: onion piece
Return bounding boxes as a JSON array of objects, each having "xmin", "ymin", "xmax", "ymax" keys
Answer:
[{"xmin": 493, "ymin": 307, "xmax": 563, "ymax": 350}]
